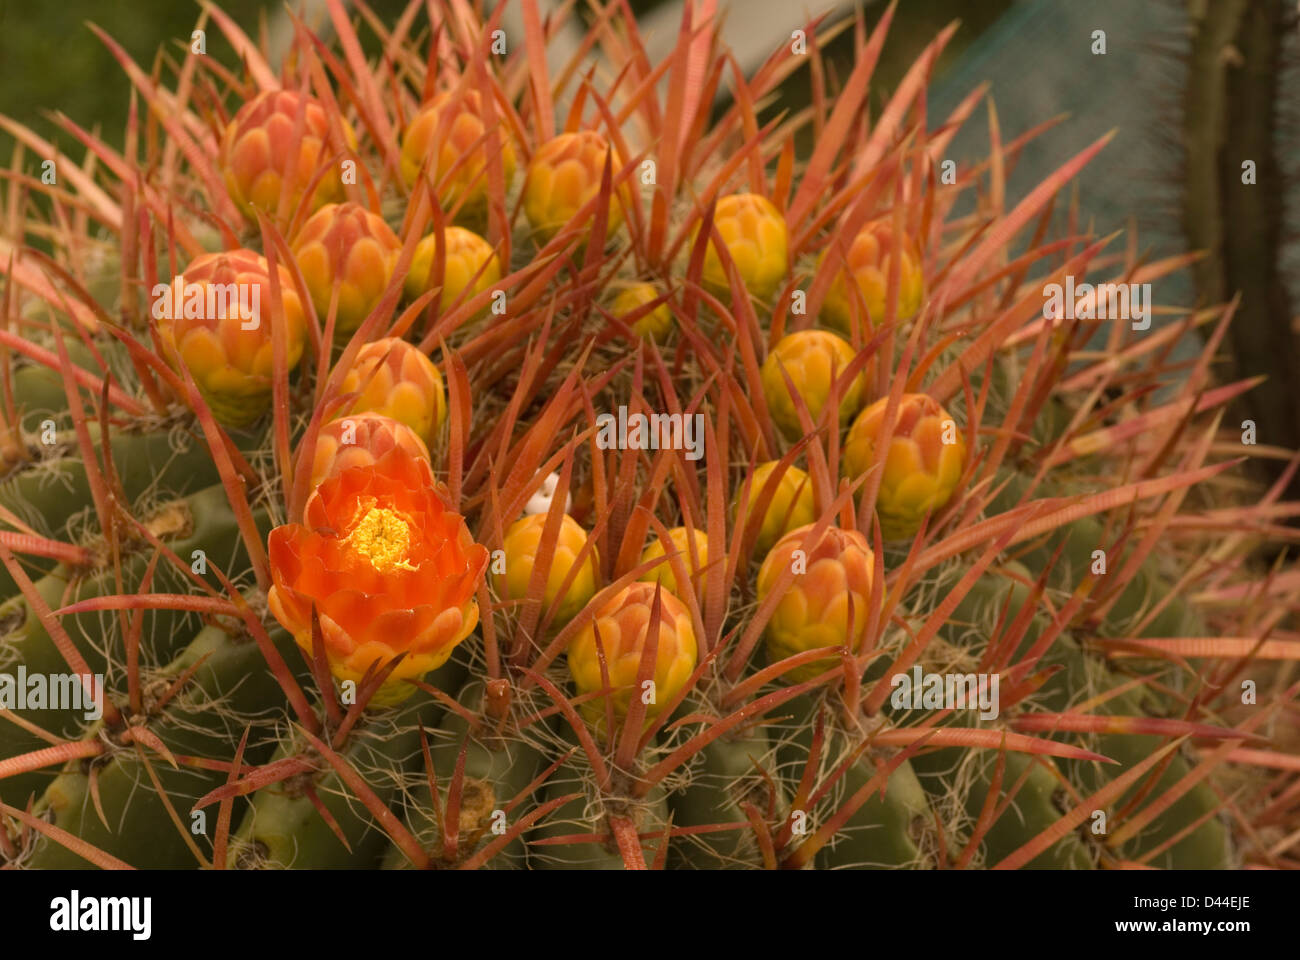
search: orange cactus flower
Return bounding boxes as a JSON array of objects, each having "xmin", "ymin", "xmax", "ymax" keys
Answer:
[
  {"xmin": 154, "ymin": 248, "xmax": 307, "ymax": 427},
  {"xmin": 333, "ymin": 337, "xmax": 447, "ymax": 447},
  {"xmin": 756, "ymin": 524, "xmax": 878, "ymax": 684},
  {"xmin": 219, "ymin": 90, "xmax": 356, "ymax": 224},
  {"xmin": 760, "ymin": 329, "xmax": 868, "ymax": 439},
  {"xmin": 291, "ymin": 202, "xmax": 402, "ymax": 336},
  {"xmin": 842, "ymin": 393, "xmax": 967, "ymax": 540},
  {"xmin": 496, "ymin": 513, "xmax": 599, "ymax": 626},
  {"xmin": 733, "ymin": 460, "xmax": 817, "ymax": 555},
  {"xmin": 522, "ymin": 130, "xmax": 627, "ymax": 244},
  {"xmin": 399, "ymin": 90, "xmax": 516, "ymax": 221},
  {"xmin": 268, "ymin": 444, "xmax": 488, "ymax": 706},
  {"xmin": 306, "ymin": 412, "xmax": 431, "ymax": 490},
  {"xmin": 819, "ymin": 221, "xmax": 925, "ymax": 335},
  {"xmin": 404, "ymin": 226, "xmax": 501, "ymax": 313},
  {"xmin": 610, "ymin": 282, "xmax": 673, "ymax": 341},
  {"xmin": 696, "ymin": 193, "xmax": 789, "ymax": 302},
  {"xmin": 639, "ymin": 526, "xmax": 710, "ymax": 603},
  {"xmin": 567, "ymin": 582, "xmax": 698, "ymax": 733}
]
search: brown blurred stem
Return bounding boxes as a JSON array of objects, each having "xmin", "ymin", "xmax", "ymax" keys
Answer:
[{"xmin": 1183, "ymin": 0, "xmax": 1300, "ymax": 498}]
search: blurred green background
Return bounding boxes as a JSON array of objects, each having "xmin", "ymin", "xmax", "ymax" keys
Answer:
[
  {"xmin": 0, "ymin": 0, "xmax": 1008, "ymax": 156},
  {"xmin": 0, "ymin": 0, "xmax": 398, "ymax": 154}
]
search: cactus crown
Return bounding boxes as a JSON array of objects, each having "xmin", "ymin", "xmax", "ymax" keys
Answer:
[{"xmin": 0, "ymin": 1, "xmax": 1294, "ymax": 873}]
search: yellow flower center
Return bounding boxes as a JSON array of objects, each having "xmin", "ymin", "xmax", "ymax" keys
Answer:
[{"xmin": 344, "ymin": 506, "xmax": 418, "ymax": 572}]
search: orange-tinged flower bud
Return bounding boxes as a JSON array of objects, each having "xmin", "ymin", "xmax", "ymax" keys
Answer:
[
  {"xmin": 400, "ymin": 90, "xmax": 515, "ymax": 221},
  {"xmin": 610, "ymin": 282, "xmax": 673, "ymax": 341},
  {"xmin": 567, "ymin": 582, "xmax": 698, "ymax": 731},
  {"xmin": 696, "ymin": 193, "xmax": 789, "ymax": 302},
  {"xmin": 760, "ymin": 330, "xmax": 867, "ymax": 439},
  {"xmin": 496, "ymin": 513, "xmax": 599, "ymax": 625},
  {"xmin": 218, "ymin": 90, "xmax": 355, "ymax": 223},
  {"xmin": 756, "ymin": 524, "xmax": 877, "ymax": 683},
  {"xmin": 291, "ymin": 202, "xmax": 402, "ymax": 336},
  {"xmin": 842, "ymin": 393, "xmax": 966, "ymax": 540},
  {"xmin": 819, "ymin": 221, "xmax": 925, "ymax": 334},
  {"xmin": 404, "ymin": 226, "xmax": 500, "ymax": 313},
  {"xmin": 639, "ymin": 526, "xmax": 709, "ymax": 603},
  {"xmin": 734, "ymin": 460, "xmax": 816, "ymax": 555},
  {"xmin": 522, "ymin": 131, "xmax": 626, "ymax": 244},
  {"xmin": 306, "ymin": 412, "xmax": 430, "ymax": 490},
  {"xmin": 333, "ymin": 338, "xmax": 446, "ymax": 447},
  {"xmin": 155, "ymin": 249, "xmax": 306, "ymax": 427},
  {"xmin": 267, "ymin": 444, "xmax": 488, "ymax": 706}
]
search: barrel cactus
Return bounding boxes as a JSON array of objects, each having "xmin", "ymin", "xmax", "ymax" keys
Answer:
[{"xmin": 0, "ymin": 1, "xmax": 1293, "ymax": 877}]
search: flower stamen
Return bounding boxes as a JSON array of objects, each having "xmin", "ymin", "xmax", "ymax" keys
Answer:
[{"xmin": 345, "ymin": 506, "xmax": 418, "ymax": 572}]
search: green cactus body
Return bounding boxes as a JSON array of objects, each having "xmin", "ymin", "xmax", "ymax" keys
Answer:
[
  {"xmin": 989, "ymin": 469, "xmax": 1202, "ymax": 638},
  {"xmin": 23, "ymin": 621, "xmax": 299, "ymax": 868},
  {"xmin": 0, "ymin": 425, "xmax": 250, "ymax": 597},
  {"xmin": 777, "ymin": 695, "xmax": 936, "ymax": 869},
  {"xmin": 0, "ymin": 568, "xmax": 74, "ymax": 804},
  {"xmin": 383, "ymin": 677, "xmax": 546, "ymax": 869},
  {"xmin": 669, "ymin": 709, "xmax": 779, "ymax": 869},
  {"xmin": 232, "ymin": 659, "xmax": 463, "ymax": 869},
  {"xmin": 911, "ymin": 745, "xmax": 1094, "ymax": 869},
  {"xmin": 1041, "ymin": 637, "xmax": 1230, "ymax": 869},
  {"xmin": 1, "ymin": 484, "xmax": 257, "ymax": 803},
  {"xmin": 528, "ymin": 723, "xmax": 671, "ymax": 870},
  {"xmin": 68, "ymin": 486, "xmax": 261, "ymax": 668},
  {"xmin": 12, "ymin": 338, "xmax": 113, "ymax": 435},
  {"xmin": 899, "ymin": 566, "xmax": 1092, "ymax": 867},
  {"xmin": 529, "ymin": 757, "xmax": 633, "ymax": 869},
  {"xmin": 930, "ymin": 541, "xmax": 1228, "ymax": 869}
]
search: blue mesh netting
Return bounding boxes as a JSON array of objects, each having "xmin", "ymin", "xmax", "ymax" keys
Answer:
[{"xmin": 927, "ymin": 0, "xmax": 1203, "ymax": 367}]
